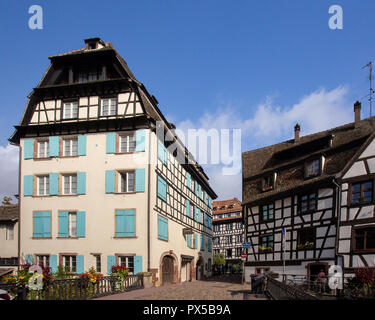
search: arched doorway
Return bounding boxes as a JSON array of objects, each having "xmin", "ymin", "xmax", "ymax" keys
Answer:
[
  {"xmin": 196, "ymin": 257, "xmax": 204, "ymax": 280},
  {"xmin": 162, "ymin": 255, "xmax": 174, "ymax": 285}
]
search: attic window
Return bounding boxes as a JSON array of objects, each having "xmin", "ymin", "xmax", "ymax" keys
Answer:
[
  {"xmin": 87, "ymin": 42, "xmax": 97, "ymax": 50},
  {"xmin": 228, "ymin": 204, "xmax": 234, "ymax": 209},
  {"xmin": 262, "ymin": 174, "xmax": 275, "ymax": 192},
  {"xmin": 220, "ymin": 206, "xmax": 226, "ymax": 210},
  {"xmin": 305, "ymin": 158, "xmax": 321, "ymax": 178},
  {"xmin": 213, "ymin": 207, "xmax": 217, "ymax": 211}
]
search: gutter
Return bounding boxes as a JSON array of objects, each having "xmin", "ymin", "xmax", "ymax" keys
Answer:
[{"xmin": 147, "ymin": 123, "xmax": 153, "ymax": 272}]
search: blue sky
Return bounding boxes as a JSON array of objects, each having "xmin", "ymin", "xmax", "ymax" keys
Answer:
[{"xmin": 0, "ymin": 1, "xmax": 374, "ymax": 200}]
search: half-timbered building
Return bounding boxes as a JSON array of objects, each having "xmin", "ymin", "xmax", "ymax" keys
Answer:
[
  {"xmin": 242, "ymin": 101, "xmax": 375, "ymax": 281},
  {"xmin": 9, "ymin": 38, "xmax": 217, "ymax": 285},
  {"xmin": 212, "ymin": 198, "xmax": 244, "ymax": 265}
]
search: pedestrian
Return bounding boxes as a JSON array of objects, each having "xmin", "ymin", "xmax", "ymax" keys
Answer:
[{"xmin": 316, "ymin": 269, "xmax": 327, "ymax": 293}]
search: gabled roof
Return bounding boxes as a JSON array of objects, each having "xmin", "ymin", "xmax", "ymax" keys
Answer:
[
  {"xmin": 212, "ymin": 198, "xmax": 242, "ymax": 215},
  {"xmin": 242, "ymin": 117, "xmax": 375, "ymax": 205},
  {"xmin": 0, "ymin": 205, "xmax": 19, "ymax": 222}
]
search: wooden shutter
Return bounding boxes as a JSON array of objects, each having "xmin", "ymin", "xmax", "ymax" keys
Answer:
[
  {"xmin": 158, "ymin": 140, "xmax": 167, "ymax": 164},
  {"xmin": 158, "ymin": 216, "xmax": 168, "ymax": 240},
  {"xmin": 106, "ymin": 133, "xmax": 117, "ymax": 154},
  {"xmin": 76, "ymin": 255, "xmax": 84, "ymax": 274},
  {"xmin": 186, "ymin": 199, "xmax": 190, "ymax": 217},
  {"xmin": 194, "ymin": 233, "xmax": 198, "ymax": 249},
  {"xmin": 58, "ymin": 211, "xmax": 69, "ymax": 237},
  {"xmin": 135, "ymin": 168, "xmax": 145, "ymax": 192},
  {"xmin": 77, "ymin": 211, "xmax": 86, "ymax": 237},
  {"xmin": 105, "ymin": 170, "xmax": 116, "ymax": 193},
  {"xmin": 201, "ymin": 235, "xmax": 204, "ymax": 251},
  {"xmin": 34, "ymin": 212, "xmax": 50, "ymax": 238},
  {"xmin": 135, "ymin": 129, "xmax": 146, "ymax": 152},
  {"xmin": 157, "ymin": 175, "xmax": 167, "ymax": 201},
  {"xmin": 187, "ymin": 234, "xmax": 191, "ymax": 248},
  {"xmin": 78, "ymin": 135, "xmax": 87, "ymax": 156},
  {"xmin": 134, "ymin": 256, "xmax": 142, "ymax": 275},
  {"xmin": 25, "ymin": 254, "xmax": 33, "ymax": 265},
  {"xmin": 24, "ymin": 175, "xmax": 33, "ymax": 196},
  {"xmin": 186, "ymin": 172, "xmax": 191, "ymax": 188},
  {"xmin": 115, "ymin": 210, "xmax": 135, "ymax": 237},
  {"xmin": 49, "ymin": 136, "xmax": 60, "ymax": 157},
  {"xmin": 107, "ymin": 256, "xmax": 116, "ymax": 274},
  {"xmin": 24, "ymin": 139, "xmax": 34, "ymax": 159},
  {"xmin": 49, "ymin": 173, "xmax": 59, "ymax": 196},
  {"xmin": 50, "ymin": 255, "xmax": 58, "ymax": 273},
  {"xmin": 77, "ymin": 172, "xmax": 86, "ymax": 195}
]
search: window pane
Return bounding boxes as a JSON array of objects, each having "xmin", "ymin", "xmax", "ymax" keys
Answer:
[
  {"xmin": 120, "ymin": 136, "xmax": 128, "ymax": 153},
  {"xmin": 120, "ymin": 173, "xmax": 127, "ymax": 192},
  {"xmin": 64, "ymin": 176, "xmax": 70, "ymax": 194},
  {"xmin": 71, "ymin": 140, "xmax": 78, "ymax": 156},
  {"xmin": 71, "ymin": 175, "xmax": 77, "ymax": 194},
  {"xmin": 128, "ymin": 172, "xmax": 135, "ymax": 192},
  {"xmin": 352, "ymin": 184, "xmax": 361, "ymax": 192},
  {"xmin": 364, "ymin": 181, "xmax": 373, "ymax": 190},
  {"xmin": 129, "ymin": 135, "xmax": 136, "ymax": 152},
  {"xmin": 69, "ymin": 213, "xmax": 77, "ymax": 237},
  {"xmin": 102, "ymin": 100, "xmax": 109, "ymax": 116},
  {"xmin": 72, "ymin": 103, "xmax": 78, "ymax": 118},
  {"xmin": 366, "ymin": 228, "xmax": 375, "ymax": 249},
  {"xmin": 64, "ymin": 140, "xmax": 71, "ymax": 156}
]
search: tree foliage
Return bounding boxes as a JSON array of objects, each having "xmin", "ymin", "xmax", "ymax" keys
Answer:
[{"xmin": 213, "ymin": 253, "xmax": 225, "ymax": 266}]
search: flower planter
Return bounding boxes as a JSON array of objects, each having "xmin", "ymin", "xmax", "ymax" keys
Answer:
[{"xmin": 143, "ymin": 275, "xmax": 153, "ymax": 289}]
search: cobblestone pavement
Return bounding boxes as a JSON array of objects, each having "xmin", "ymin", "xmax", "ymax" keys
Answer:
[{"xmin": 95, "ymin": 275, "xmax": 268, "ymax": 300}]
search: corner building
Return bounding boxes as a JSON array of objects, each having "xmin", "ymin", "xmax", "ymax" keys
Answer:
[{"xmin": 10, "ymin": 38, "xmax": 217, "ymax": 285}]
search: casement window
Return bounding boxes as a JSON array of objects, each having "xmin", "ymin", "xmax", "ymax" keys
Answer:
[
  {"xmin": 58, "ymin": 211, "xmax": 86, "ymax": 238},
  {"xmin": 227, "ymin": 236, "xmax": 232, "ymax": 244},
  {"xmin": 100, "ymin": 98, "xmax": 117, "ymax": 116},
  {"xmin": 94, "ymin": 255, "xmax": 101, "ymax": 273},
  {"xmin": 120, "ymin": 134, "xmax": 136, "ymax": 153},
  {"xmin": 119, "ymin": 171, "xmax": 136, "ymax": 193},
  {"xmin": 261, "ymin": 203, "xmax": 274, "ymax": 221},
  {"xmin": 158, "ymin": 216, "xmax": 168, "ymax": 241},
  {"xmin": 262, "ymin": 174, "xmax": 275, "ymax": 192},
  {"xmin": 63, "ymin": 138, "xmax": 78, "ymax": 156},
  {"xmin": 213, "ymin": 207, "xmax": 217, "ymax": 211},
  {"xmin": 78, "ymin": 70, "xmax": 102, "ymax": 83},
  {"xmin": 62, "ymin": 255, "xmax": 77, "ymax": 272},
  {"xmin": 213, "ymin": 237, "xmax": 220, "ymax": 245},
  {"xmin": 68, "ymin": 212, "xmax": 77, "ymax": 237},
  {"xmin": 351, "ymin": 181, "xmax": 373, "ymax": 205},
  {"xmin": 299, "ymin": 193, "xmax": 317, "ymax": 213},
  {"xmin": 189, "ymin": 204, "xmax": 194, "ymax": 218},
  {"xmin": 37, "ymin": 175, "xmax": 50, "ymax": 196},
  {"xmin": 226, "ymin": 249, "xmax": 232, "ymax": 258},
  {"xmin": 119, "ymin": 256, "xmax": 134, "ymax": 273},
  {"xmin": 297, "ymin": 228, "xmax": 315, "ymax": 250},
  {"xmin": 236, "ymin": 235, "xmax": 243, "ymax": 243},
  {"xmin": 235, "ymin": 248, "xmax": 242, "ymax": 257},
  {"xmin": 213, "ymin": 249, "xmax": 220, "ymax": 255},
  {"xmin": 259, "ymin": 235, "xmax": 274, "ymax": 252},
  {"xmin": 305, "ymin": 159, "xmax": 321, "ymax": 178},
  {"xmin": 354, "ymin": 226, "xmax": 375, "ymax": 251},
  {"xmin": 33, "ymin": 212, "xmax": 51, "ymax": 238},
  {"xmin": 236, "ymin": 222, "xmax": 242, "ymax": 229},
  {"xmin": 36, "ymin": 255, "xmax": 50, "ymax": 268},
  {"xmin": 63, "ymin": 101, "xmax": 78, "ymax": 119},
  {"xmin": 226, "ymin": 223, "xmax": 233, "ymax": 231},
  {"xmin": 115, "ymin": 209, "xmax": 135, "ymax": 237},
  {"xmin": 5, "ymin": 224, "xmax": 14, "ymax": 240},
  {"xmin": 213, "ymin": 225, "xmax": 220, "ymax": 232},
  {"xmin": 63, "ymin": 174, "xmax": 77, "ymax": 195},
  {"xmin": 37, "ymin": 141, "xmax": 49, "ymax": 158}
]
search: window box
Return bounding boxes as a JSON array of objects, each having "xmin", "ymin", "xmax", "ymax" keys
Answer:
[
  {"xmin": 297, "ymin": 242, "xmax": 315, "ymax": 250},
  {"xmin": 263, "ymin": 186, "xmax": 273, "ymax": 192},
  {"xmin": 259, "ymin": 246, "xmax": 273, "ymax": 253}
]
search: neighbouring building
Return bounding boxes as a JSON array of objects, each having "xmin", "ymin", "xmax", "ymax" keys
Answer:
[
  {"xmin": 9, "ymin": 38, "xmax": 217, "ymax": 285},
  {"xmin": 242, "ymin": 101, "xmax": 375, "ymax": 282},
  {"xmin": 0, "ymin": 204, "xmax": 19, "ymax": 277},
  {"xmin": 212, "ymin": 198, "xmax": 244, "ymax": 265}
]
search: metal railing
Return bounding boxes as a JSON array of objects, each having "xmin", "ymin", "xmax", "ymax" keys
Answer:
[{"xmin": 281, "ymin": 274, "xmax": 335, "ymax": 296}]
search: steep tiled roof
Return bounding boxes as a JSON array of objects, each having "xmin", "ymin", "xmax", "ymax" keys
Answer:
[
  {"xmin": 0, "ymin": 205, "xmax": 19, "ymax": 222},
  {"xmin": 212, "ymin": 198, "xmax": 242, "ymax": 215},
  {"xmin": 242, "ymin": 117, "xmax": 375, "ymax": 205}
]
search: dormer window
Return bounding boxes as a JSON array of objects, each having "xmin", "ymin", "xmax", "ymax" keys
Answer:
[
  {"xmin": 220, "ymin": 206, "xmax": 226, "ymax": 210},
  {"xmin": 305, "ymin": 158, "xmax": 321, "ymax": 178},
  {"xmin": 262, "ymin": 174, "xmax": 275, "ymax": 192}
]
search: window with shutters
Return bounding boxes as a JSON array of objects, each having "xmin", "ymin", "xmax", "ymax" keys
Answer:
[
  {"xmin": 119, "ymin": 134, "xmax": 136, "ymax": 153},
  {"xmin": 36, "ymin": 255, "xmax": 50, "ymax": 268},
  {"xmin": 100, "ymin": 97, "xmax": 117, "ymax": 116},
  {"xmin": 37, "ymin": 175, "xmax": 50, "ymax": 196},
  {"xmin": 63, "ymin": 101, "xmax": 78, "ymax": 119},
  {"xmin": 118, "ymin": 256, "xmax": 134, "ymax": 274},
  {"xmin": 63, "ymin": 174, "xmax": 77, "ymax": 195},
  {"xmin": 260, "ymin": 203, "xmax": 274, "ymax": 222},
  {"xmin": 92, "ymin": 254, "xmax": 101, "ymax": 272},
  {"xmin": 37, "ymin": 140, "xmax": 49, "ymax": 158},
  {"xmin": 63, "ymin": 138, "xmax": 78, "ymax": 156},
  {"xmin": 115, "ymin": 209, "xmax": 135, "ymax": 237},
  {"xmin": 68, "ymin": 212, "xmax": 77, "ymax": 237},
  {"xmin": 157, "ymin": 175, "xmax": 167, "ymax": 201},
  {"xmin": 118, "ymin": 171, "xmax": 135, "ymax": 193},
  {"xmin": 62, "ymin": 255, "xmax": 77, "ymax": 272}
]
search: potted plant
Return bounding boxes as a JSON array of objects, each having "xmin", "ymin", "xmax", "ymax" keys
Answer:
[
  {"xmin": 259, "ymin": 246, "xmax": 272, "ymax": 253},
  {"xmin": 297, "ymin": 243, "xmax": 305, "ymax": 250},
  {"xmin": 304, "ymin": 242, "xmax": 314, "ymax": 249}
]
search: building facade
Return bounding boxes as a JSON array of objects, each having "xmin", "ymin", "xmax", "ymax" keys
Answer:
[
  {"xmin": 212, "ymin": 198, "xmax": 244, "ymax": 264},
  {"xmin": 242, "ymin": 102, "xmax": 375, "ymax": 281},
  {"xmin": 9, "ymin": 38, "xmax": 217, "ymax": 285}
]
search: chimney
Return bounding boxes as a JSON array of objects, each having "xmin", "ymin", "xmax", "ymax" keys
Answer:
[
  {"xmin": 294, "ymin": 123, "xmax": 300, "ymax": 142},
  {"xmin": 354, "ymin": 101, "xmax": 361, "ymax": 128}
]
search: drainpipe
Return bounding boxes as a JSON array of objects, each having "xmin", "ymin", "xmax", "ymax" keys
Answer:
[{"xmin": 147, "ymin": 127, "xmax": 152, "ymax": 272}]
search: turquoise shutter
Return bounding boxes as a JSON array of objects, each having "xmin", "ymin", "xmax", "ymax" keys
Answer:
[
  {"xmin": 115, "ymin": 210, "xmax": 135, "ymax": 237},
  {"xmin": 195, "ymin": 181, "xmax": 198, "ymax": 196},
  {"xmin": 106, "ymin": 133, "xmax": 117, "ymax": 154},
  {"xmin": 134, "ymin": 256, "xmax": 142, "ymax": 275},
  {"xmin": 49, "ymin": 136, "xmax": 60, "ymax": 157},
  {"xmin": 107, "ymin": 256, "xmax": 116, "ymax": 274},
  {"xmin": 186, "ymin": 172, "xmax": 191, "ymax": 188},
  {"xmin": 78, "ymin": 135, "xmax": 87, "ymax": 156},
  {"xmin": 77, "ymin": 211, "xmax": 86, "ymax": 237},
  {"xmin": 194, "ymin": 206, "xmax": 197, "ymax": 222},
  {"xmin": 204, "ymin": 191, "xmax": 207, "ymax": 204},
  {"xmin": 158, "ymin": 216, "xmax": 168, "ymax": 241},
  {"xmin": 24, "ymin": 139, "xmax": 34, "ymax": 159},
  {"xmin": 158, "ymin": 140, "xmax": 167, "ymax": 164},
  {"xmin": 157, "ymin": 175, "xmax": 167, "ymax": 201},
  {"xmin": 198, "ymin": 208, "xmax": 201, "ymax": 223},
  {"xmin": 198, "ymin": 185, "xmax": 202, "ymax": 199},
  {"xmin": 77, "ymin": 172, "xmax": 86, "ymax": 195},
  {"xmin": 24, "ymin": 175, "xmax": 33, "ymax": 196},
  {"xmin": 186, "ymin": 200, "xmax": 190, "ymax": 217},
  {"xmin": 50, "ymin": 255, "xmax": 57, "ymax": 273},
  {"xmin": 187, "ymin": 234, "xmax": 191, "ymax": 248},
  {"xmin": 49, "ymin": 173, "xmax": 59, "ymax": 196},
  {"xmin": 135, "ymin": 129, "xmax": 146, "ymax": 152},
  {"xmin": 201, "ymin": 235, "xmax": 204, "ymax": 251},
  {"xmin": 33, "ymin": 212, "xmax": 44, "ymax": 237},
  {"xmin": 43, "ymin": 212, "xmax": 51, "ymax": 237},
  {"xmin": 76, "ymin": 255, "xmax": 84, "ymax": 274},
  {"xmin": 25, "ymin": 254, "xmax": 33, "ymax": 265},
  {"xmin": 58, "ymin": 211, "xmax": 69, "ymax": 238},
  {"xmin": 105, "ymin": 170, "xmax": 116, "ymax": 193},
  {"xmin": 195, "ymin": 233, "xmax": 198, "ymax": 249},
  {"xmin": 135, "ymin": 168, "xmax": 145, "ymax": 192}
]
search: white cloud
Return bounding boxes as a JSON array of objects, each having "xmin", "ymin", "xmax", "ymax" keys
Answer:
[
  {"xmin": 175, "ymin": 86, "xmax": 353, "ymax": 200},
  {"xmin": 0, "ymin": 144, "xmax": 19, "ymax": 203}
]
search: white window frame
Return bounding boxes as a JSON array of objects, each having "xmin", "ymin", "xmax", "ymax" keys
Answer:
[
  {"xmin": 68, "ymin": 212, "xmax": 77, "ymax": 237},
  {"xmin": 119, "ymin": 256, "xmax": 134, "ymax": 274},
  {"xmin": 63, "ymin": 174, "xmax": 77, "ymax": 195},
  {"xmin": 37, "ymin": 141, "xmax": 49, "ymax": 158},
  {"xmin": 100, "ymin": 98, "xmax": 117, "ymax": 116},
  {"xmin": 37, "ymin": 175, "xmax": 50, "ymax": 196},
  {"xmin": 63, "ymin": 255, "xmax": 76, "ymax": 272},
  {"xmin": 63, "ymin": 138, "xmax": 78, "ymax": 156},
  {"xmin": 63, "ymin": 102, "xmax": 78, "ymax": 119},
  {"xmin": 119, "ymin": 134, "xmax": 136, "ymax": 153},
  {"xmin": 118, "ymin": 171, "xmax": 135, "ymax": 193}
]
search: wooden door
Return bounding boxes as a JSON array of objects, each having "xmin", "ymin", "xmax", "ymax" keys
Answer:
[{"xmin": 162, "ymin": 256, "xmax": 174, "ymax": 285}]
